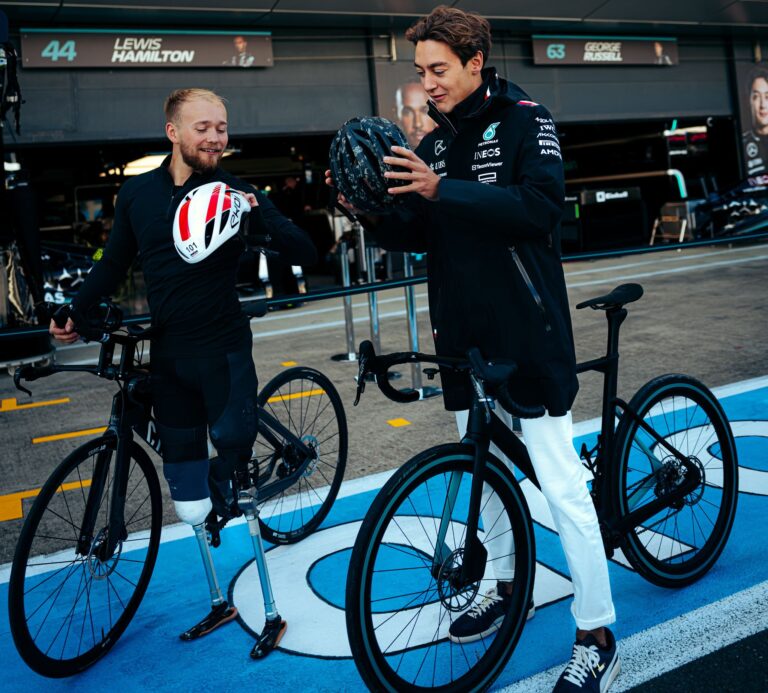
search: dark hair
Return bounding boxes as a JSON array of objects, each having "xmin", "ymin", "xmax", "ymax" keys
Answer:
[
  {"xmin": 405, "ymin": 5, "xmax": 491, "ymax": 67},
  {"xmin": 748, "ymin": 65, "xmax": 768, "ymax": 90}
]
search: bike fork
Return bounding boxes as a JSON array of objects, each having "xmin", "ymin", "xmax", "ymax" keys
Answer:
[
  {"xmin": 432, "ymin": 471, "xmax": 463, "ymax": 577},
  {"xmin": 432, "ymin": 401, "xmax": 491, "ymax": 585}
]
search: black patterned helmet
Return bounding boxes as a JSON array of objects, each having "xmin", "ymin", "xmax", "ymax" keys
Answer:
[{"xmin": 329, "ymin": 116, "xmax": 411, "ymax": 214}]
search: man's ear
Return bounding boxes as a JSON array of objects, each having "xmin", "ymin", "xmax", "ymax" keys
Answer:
[
  {"xmin": 166, "ymin": 121, "xmax": 179, "ymax": 144},
  {"xmin": 470, "ymin": 51, "xmax": 484, "ymax": 75}
]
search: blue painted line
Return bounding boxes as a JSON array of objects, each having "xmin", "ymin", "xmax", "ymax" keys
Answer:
[{"xmin": 2, "ymin": 380, "xmax": 767, "ymax": 691}]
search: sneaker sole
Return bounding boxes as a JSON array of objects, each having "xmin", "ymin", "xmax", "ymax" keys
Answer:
[
  {"xmin": 601, "ymin": 654, "xmax": 621, "ymax": 693},
  {"xmin": 448, "ymin": 604, "xmax": 536, "ymax": 644}
]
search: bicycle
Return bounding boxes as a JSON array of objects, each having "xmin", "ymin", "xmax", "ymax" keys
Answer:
[
  {"xmin": 345, "ymin": 282, "xmax": 738, "ymax": 692},
  {"xmin": 8, "ymin": 299, "xmax": 348, "ymax": 678}
]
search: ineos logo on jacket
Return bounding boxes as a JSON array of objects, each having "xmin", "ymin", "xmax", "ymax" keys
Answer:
[{"xmin": 474, "ymin": 148, "xmax": 501, "ymax": 160}]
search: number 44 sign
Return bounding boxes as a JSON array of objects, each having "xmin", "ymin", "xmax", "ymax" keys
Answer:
[{"xmin": 40, "ymin": 40, "xmax": 78, "ymax": 62}]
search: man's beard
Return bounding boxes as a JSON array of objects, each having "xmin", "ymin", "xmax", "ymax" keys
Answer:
[{"xmin": 180, "ymin": 140, "xmax": 222, "ymax": 174}]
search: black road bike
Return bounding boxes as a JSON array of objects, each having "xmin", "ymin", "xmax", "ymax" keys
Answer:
[
  {"xmin": 8, "ymin": 300, "xmax": 348, "ymax": 677},
  {"xmin": 345, "ymin": 283, "xmax": 738, "ymax": 692}
]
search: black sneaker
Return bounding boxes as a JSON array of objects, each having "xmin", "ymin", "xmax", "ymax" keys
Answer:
[
  {"xmin": 448, "ymin": 582, "xmax": 535, "ymax": 644},
  {"xmin": 553, "ymin": 628, "xmax": 621, "ymax": 692}
]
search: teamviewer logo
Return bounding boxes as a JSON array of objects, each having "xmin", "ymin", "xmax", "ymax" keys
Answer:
[{"xmin": 596, "ymin": 191, "xmax": 606, "ymax": 203}]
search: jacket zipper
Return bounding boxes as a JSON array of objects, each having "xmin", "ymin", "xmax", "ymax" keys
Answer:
[
  {"xmin": 509, "ymin": 247, "xmax": 551, "ymax": 332},
  {"xmin": 427, "ymin": 100, "xmax": 458, "ymax": 136}
]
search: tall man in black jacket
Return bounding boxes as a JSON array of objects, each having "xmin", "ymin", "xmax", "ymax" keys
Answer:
[
  {"xmin": 329, "ymin": 7, "xmax": 619, "ymax": 692},
  {"xmin": 52, "ymin": 88, "xmax": 317, "ymax": 642}
]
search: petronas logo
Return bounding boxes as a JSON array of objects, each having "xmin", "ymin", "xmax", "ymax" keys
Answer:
[{"xmin": 483, "ymin": 122, "xmax": 501, "ymax": 140}]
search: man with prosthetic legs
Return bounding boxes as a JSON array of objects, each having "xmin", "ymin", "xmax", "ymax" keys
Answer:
[{"xmin": 51, "ymin": 88, "xmax": 316, "ymax": 658}]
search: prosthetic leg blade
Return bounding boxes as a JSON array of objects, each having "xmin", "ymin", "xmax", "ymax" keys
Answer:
[
  {"xmin": 179, "ymin": 601, "xmax": 238, "ymax": 641},
  {"xmin": 250, "ymin": 618, "xmax": 287, "ymax": 659}
]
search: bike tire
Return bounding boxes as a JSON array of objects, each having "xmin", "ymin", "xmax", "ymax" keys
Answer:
[
  {"xmin": 612, "ymin": 374, "xmax": 738, "ymax": 588},
  {"xmin": 346, "ymin": 444, "xmax": 535, "ymax": 692},
  {"xmin": 8, "ymin": 436, "xmax": 163, "ymax": 677},
  {"xmin": 255, "ymin": 367, "xmax": 347, "ymax": 544}
]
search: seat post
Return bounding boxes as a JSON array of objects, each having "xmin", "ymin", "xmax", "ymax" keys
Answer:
[{"xmin": 600, "ymin": 307, "xmax": 628, "ymax": 451}]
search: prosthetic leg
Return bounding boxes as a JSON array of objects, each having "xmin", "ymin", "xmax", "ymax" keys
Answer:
[
  {"xmin": 161, "ymin": 455, "xmax": 239, "ymax": 642},
  {"xmin": 235, "ymin": 464, "xmax": 287, "ymax": 659},
  {"xmin": 179, "ymin": 518, "xmax": 238, "ymax": 640},
  {"xmin": 171, "ymin": 455, "xmax": 286, "ymax": 656}
]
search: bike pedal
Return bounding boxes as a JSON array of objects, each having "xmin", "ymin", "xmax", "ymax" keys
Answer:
[{"xmin": 250, "ymin": 618, "xmax": 287, "ymax": 659}]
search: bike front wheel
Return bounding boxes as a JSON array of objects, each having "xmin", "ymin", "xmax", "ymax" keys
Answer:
[
  {"xmin": 612, "ymin": 374, "xmax": 738, "ymax": 588},
  {"xmin": 8, "ymin": 436, "xmax": 162, "ymax": 677},
  {"xmin": 255, "ymin": 367, "xmax": 347, "ymax": 544},
  {"xmin": 346, "ymin": 444, "xmax": 535, "ymax": 693}
]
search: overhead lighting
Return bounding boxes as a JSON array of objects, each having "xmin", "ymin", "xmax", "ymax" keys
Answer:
[
  {"xmin": 123, "ymin": 149, "xmax": 236, "ymax": 177},
  {"xmin": 124, "ymin": 154, "xmax": 168, "ymax": 176}
]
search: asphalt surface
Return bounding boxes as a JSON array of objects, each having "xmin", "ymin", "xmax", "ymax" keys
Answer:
[{"xmin": 1, "ymin": 238, "xmax": 767, "ymax": 689}]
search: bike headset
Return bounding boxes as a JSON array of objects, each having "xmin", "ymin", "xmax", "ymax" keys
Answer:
[
  {"xmin": 328, "ymin": 116, "xmax": 411, "ymax": 214},
  {"xmin": 172, "ymin": 181, "xmax": 251, "ymax": 264}
]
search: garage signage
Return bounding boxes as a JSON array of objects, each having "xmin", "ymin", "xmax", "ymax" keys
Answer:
[
  {"xmin": 21, "ymin": 29, "xmax": 273, "ymax": 69},
  {"xmin": 533, "ymin": 36, "xmax": 677, "ymax": 66}
]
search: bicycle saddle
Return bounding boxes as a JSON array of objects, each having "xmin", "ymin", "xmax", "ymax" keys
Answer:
[{"xmin": 576, "ymin": 283, "xmax": 643, "ymax": 311}]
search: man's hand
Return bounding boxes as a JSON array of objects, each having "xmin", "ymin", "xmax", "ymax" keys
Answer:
[
  {"xmin": 236, "ymin": 191, "xmax": 258, "ymax": 208},
  {"xmin": 383, "ymin": 146, "xmax": 440, "ymax": 201},
  {"xmin": 324, "ymin": 169, "xmax": 363, "ymax": 215},
  {"xmin": 49, "ymin": 317, "xmax": 80, "ymax": 344}
]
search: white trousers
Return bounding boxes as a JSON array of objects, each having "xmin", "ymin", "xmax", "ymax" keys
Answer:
[{"xmin": 455, "ymin": 408, "xmax": 616, "ymax": 630}]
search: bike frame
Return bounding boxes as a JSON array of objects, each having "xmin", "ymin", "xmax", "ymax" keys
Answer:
[
  {"xmin": 435, "ymin": 304, "xmax": 703, "ymax": 580},
  {"xmin": 575, "ymin": 306, "xmax": 702, "ymax": 550},
  {"xmin": 59, "ymin": 330, "xmax": 318, "ymax": 560}
]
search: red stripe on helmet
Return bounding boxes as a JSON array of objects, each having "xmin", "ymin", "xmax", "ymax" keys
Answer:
[
  {"xmin": 206, "ymin": 183, "xmax": 222, "ymax": 225},
  {"xmin": 178, "ymin": 195, "xmax": 192, "ymax": 241},
  {"xmin": 222, "ymin": 189, "xmax": 232, "ymax": 212}
]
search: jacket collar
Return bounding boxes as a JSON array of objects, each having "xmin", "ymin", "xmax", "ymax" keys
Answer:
[
  {"xmin": 427, "ymin": 68, "xmax": 531, "ymax": 135},
  {"xmin": 160, "ymin": 154, "xmax": 222, "ymax": 188},
  {"xmin": 161, "ymin": 155, "xmax": 227, "ymax": 220}
]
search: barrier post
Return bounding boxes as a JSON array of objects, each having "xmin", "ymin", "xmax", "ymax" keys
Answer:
[
  {"xmin": 360, "ymin": 227, "xmax": 399, "ymax": 381},
  {"xmin": 330, "ymin": 233, "xmax": 357, "ymax": 362},
  {"xmin": 402, "ymin": 253, "xmax": 440, "ymax": 399},
  {"xmin": 363, "ymin": 235, "xmax": 382, "ymax": 353}
]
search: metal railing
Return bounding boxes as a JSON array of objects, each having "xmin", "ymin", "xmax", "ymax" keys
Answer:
[{"xmin": 2, "ymin": 228, "xmax": 768, "ymax": 396}]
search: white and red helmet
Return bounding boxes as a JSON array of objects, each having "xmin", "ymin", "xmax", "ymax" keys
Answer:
[{"xmin": 173, "ymin": 181, "xmax": 250, "ymax": 264}]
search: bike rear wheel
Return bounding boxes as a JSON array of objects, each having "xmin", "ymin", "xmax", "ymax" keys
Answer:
[
  {"xmin": 346, "ymin": 444, "xmax": 535, "ymax": 692},
  {"xmin": 8, "ymin": 436, "xmax": 162, "ymax": 677},
  {"xmin": 612, "ymin": 374, "xmax": 738, "ymax": 587},
  {"xmin": 255, "ymin": 367, "xmax": 347, "ymax": 544}
]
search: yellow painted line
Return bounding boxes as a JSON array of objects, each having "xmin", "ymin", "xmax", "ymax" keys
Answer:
[
  {"xmin": 387, "ymin": 418, "xmax": 412, "ymax": 428},
  {"xmin": 267, "ymin": 388, "xmax": 325, "ymax": 403},
  {"xmin": 0, "ymin": 478, "xmax": 92, "ymax": 522},
  {"xmin": 281, "ymin": 360, "xmax": 298, "ymax": 367},
  {"xmin": 32, "ymin": 427, "xmax": 107, "ymax": 445},
  {"xmin": 1, "ymin": 397, "xmax": 70, "ymax": 412}
]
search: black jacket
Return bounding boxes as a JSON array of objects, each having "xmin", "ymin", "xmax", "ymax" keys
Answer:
[
  {"xmin": 73, "ymin": 158, "xmax": 317, "ymax": 357},
  {"xmin": 368, "ymin": 69, "xmax": 578, "ymax": 415}
]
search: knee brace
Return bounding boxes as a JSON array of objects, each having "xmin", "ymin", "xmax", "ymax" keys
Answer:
[{"xmin": 174, "ymin": 498, "xmax": 212, "ymax": 526}]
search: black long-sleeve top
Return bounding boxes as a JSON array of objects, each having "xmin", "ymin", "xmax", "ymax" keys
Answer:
[{"xmin": 72, "ymin": 157, "xmax": 317, "ymax": 357}]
